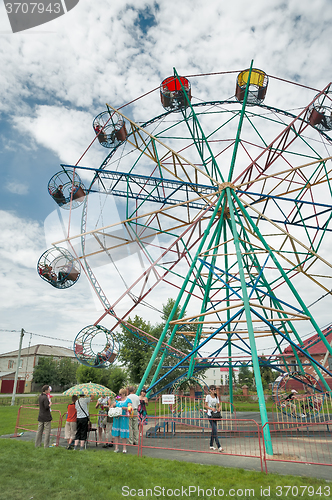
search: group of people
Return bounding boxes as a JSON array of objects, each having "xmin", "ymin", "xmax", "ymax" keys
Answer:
[
  {"xmin": 35, "ymin": 384, "xmax": 149, "ymax": 452},
  {"xmin": 35, "ymin": 383, "xmax": 223, "ymax": 453},
  {"xmin": 51, "ymin": 183, "xmax": 83, "ymax": 206},
  {"xmin": 38, "ymin": 263, "xmax": 72, "ymax": 285},
  {"xmin": 281, "ymin": 389, "xmax": 314, "ymax": 418},
  {"xmin": 94, "ymin": 386, "xmax": 148, "ymax": 453}
]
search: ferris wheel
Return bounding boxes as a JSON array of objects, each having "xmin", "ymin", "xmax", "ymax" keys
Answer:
[{"xmin": 39, "ymin": 66, "xmax": 332, "ymax": 398}]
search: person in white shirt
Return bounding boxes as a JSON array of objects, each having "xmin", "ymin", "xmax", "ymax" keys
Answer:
[
  {"xmin": 127, "ymin": 386, "xmax": 140, "ymax": 445},
  {"xmin": 73, "ymin": 394, "xmax": 91, "ymax": 450},
  {"xmin": 204, "ymin": 385, "xmax": 223, "ymax": 452}
]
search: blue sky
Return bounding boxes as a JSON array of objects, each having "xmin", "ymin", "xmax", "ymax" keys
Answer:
[{"xmin": 1, "ymin": 0, "xmax": 332, "ymax": 357}]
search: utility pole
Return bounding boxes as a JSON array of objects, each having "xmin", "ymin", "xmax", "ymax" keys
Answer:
[{"xmin": 11, "ymin": 328, "xmax": 24, "ymax": 406}]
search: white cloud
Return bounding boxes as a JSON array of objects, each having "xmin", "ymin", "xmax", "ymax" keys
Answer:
[
  {"xmin": 0, "ymin": 0, "xmax": 330, "ymax": 117},
  {"xmin": 5, "ymin": 182, "xmax": 29, "ymax": 195},
  {"xmin": 1, "ymin": 0, "xmax": 332, "ymax": 372},
  {"xmin": 0, "ymin": 210, "xmax": 97, "ymax": 353},
  {"xmin": 0, "ymin": 210, "xmax": 44, "ymax": 267},
  {"xmin": 13, "ymin": 105, "xmax": 102, "ymax": 166}
]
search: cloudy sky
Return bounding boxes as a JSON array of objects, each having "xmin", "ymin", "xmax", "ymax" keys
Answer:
[{"xmin": 1, "ymin": 0, "xmax": 332, "ymax": 360}]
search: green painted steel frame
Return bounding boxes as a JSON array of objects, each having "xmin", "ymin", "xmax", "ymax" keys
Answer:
[
  {"xmin": 133, "ymin": 66, "xmax": 332, "ymax": 456},
  {"xmin": 72, "ymin": 69, "xmax": 332, "ymax": 456}
]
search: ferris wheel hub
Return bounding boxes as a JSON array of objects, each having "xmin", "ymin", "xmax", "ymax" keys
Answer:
[{"xmin": 218, "ymin": 182, "xmax": 235, "ymax": 192}]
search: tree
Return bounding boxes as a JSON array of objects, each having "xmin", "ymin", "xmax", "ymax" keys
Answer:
[
  {"xmin": 108, "ymin": 366, "xmax": 127, "ymax": 394},
  {"xmin": 153, "ymin": 298, "xmax": 193, "ymax": 353},
  {"xmin": 33, "ymin": 356, "xmax": 78, "ymax": 387},
  {"xmin": 151, "ymin": 298, "xmax": 194, "ymax": 390},
  {"xmin": 76, "ymin": 364, "xmax": 110, "ymax": 386},
  {"xmin": 117, "ymin": 315, "xmax": 154, "ymax": 384},
  {"xmin": 117, "ymin": 298, "xmax": 196, "ymax": 391},
  {"xmin": 33, "ymin": 356, "xmax": 79, "ymax": 388},
  {"xmin": 259, "ymin": 356, "xmax": 278, "ymax": 389},
  {"xmin": 33, "ymin": 357, "xmax": 59, "ymax": 385},
  {"xmin": 75, "ymin": 364, "xmax": 127, "ymax": 394},
  {"xmin": 238, "ymin": 365, "xmax": 254, "ymax": 390},
  {"xmin": 57, "ymin": 358, "xmax": 78, "ymax": 388}
]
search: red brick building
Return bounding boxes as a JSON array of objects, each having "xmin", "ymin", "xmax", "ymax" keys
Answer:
[{"xmin": 281, "ymin": 325, "xmax": 332, "ymax": 389}]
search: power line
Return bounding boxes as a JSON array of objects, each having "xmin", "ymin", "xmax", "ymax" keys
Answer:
[
  {"xmin": 0, "ymin": 329, "xmax": 72, "ymax": 344},
  {"xmin": 307, "ymin": 290, "xmax": 332, "ymax": 309}
]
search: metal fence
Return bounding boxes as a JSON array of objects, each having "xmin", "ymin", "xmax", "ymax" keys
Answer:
[
  {"xmin": 272, "ymin": 392, "xmax": 332, "ymax": 425},
  {"xmin": 13, "ymin": 404, "xmax": 332, "ymax": 471},
  {"xmin": 139, "ymin": 415, "xmax": 265, "ymax": 471},
  {"xmin": 14, "ymin": 405, "xmax": 63, "ymax": 445},
  {"xmin": 154, "ymin": 396, "xmax": 236, "ymax": 430},
  {"xmin": 262, "ymin": 420, "xmax": 332, "ymax": 467}
]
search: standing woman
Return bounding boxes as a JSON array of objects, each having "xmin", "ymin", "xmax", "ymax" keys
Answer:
[
  {"xmin": 35, "ymin": 385, "xmax": 52, "ymax": 448},
  {"xmin": 138, "ymin": 388, "xmax": 148, "ymax": 426},
  {"xmin": 204, "ymin": 385, "xmax": 223, "ymax": 452},
  {"xmin": 111, "ymin": 388, "xmax": 132, "ymax": 453},
  {"xmin": 74, "ymin": 393, "xmax": 91, "ymax": 450}
]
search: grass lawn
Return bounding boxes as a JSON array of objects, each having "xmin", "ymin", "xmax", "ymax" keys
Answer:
[
  {"xmin": 0, "ymin": 440, "xmax": 330, "ymax": 500},
  {"xmin": 0, "ymin": 405, "xmax": 26, "ymax": 435},
  {"xmin": 232, "ymin": 401, "xmax": 274, "ymax": 412},
  {"xmin": 0, "ymin": 403, "xmax": 331, "ymax": 499}
]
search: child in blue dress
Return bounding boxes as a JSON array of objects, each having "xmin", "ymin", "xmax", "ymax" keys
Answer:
[{"xmin": 111, "ymin": 387, "xmax": 132, "ymax": 453}]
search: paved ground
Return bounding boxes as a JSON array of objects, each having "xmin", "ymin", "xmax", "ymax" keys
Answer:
[{"xmin": 2, "ymin": 410, "xmax": 331, "ymax": 481}]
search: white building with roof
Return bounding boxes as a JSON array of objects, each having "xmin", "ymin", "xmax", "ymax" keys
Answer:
[
  {"xmin": 0, "ymin": 344, "xmax": 77, "ymax": 394},
  {"xmin": 203, "ymin": 366, "xmax": 239, "ymax": 387}
]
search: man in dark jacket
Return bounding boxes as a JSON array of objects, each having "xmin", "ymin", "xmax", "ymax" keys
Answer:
[{"xmin": 35, "ymin": 385, "xmax": 52, "ymax": 448}]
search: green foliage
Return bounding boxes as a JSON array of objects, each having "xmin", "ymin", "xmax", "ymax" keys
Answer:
[
  {"xmin": 154, "ymin": 297, "xmax": 192, "ymax": 351},
  {"xmin": 33, "ymin": 356, "xmax": 79, "ymax": 388},
  {"xmin": 76, "ymin": 364, "xmax": 127, "ymax": 394},
  {"xmin": 76, "ymin": 364, "xmax": 109, "ymax": 385},
  {"xmin": 57, "ymin": 358, "xmax": 78, "ymax": 387},
  {"xmin": 259, "ymin": 356, "xmax": 278, "ymax": 389},
  {"xmin": 32, "ymin": 356, "xmax": 58, "ymax": 385},
  {"xmin": 117, "ymin": 315, "xmax": 153, "ymax": 384},
  {"xmin": 108, "ymin": 366, "xmax": 127, "ymax": 394},
  {"xmin": 117, "ymin": 298, "xmax": 194, "ymax": 388},
  {"xmin": 238, "ymin": 365, "xmax": 254, "ymax": 389}
]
